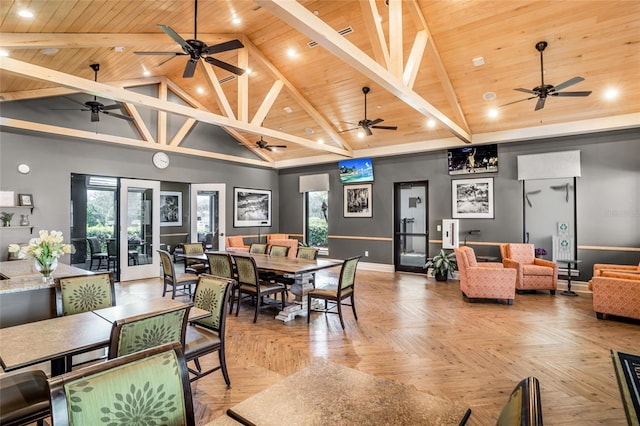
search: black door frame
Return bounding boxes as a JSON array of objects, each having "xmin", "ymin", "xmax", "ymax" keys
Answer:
[{"xmin": 393, "ymin": 180, "xmax": 429, "ymax": 273}]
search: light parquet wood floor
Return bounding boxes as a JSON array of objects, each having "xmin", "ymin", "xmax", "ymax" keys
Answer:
[{"xmin": 117, "ymin": 269, "xmax": 639, "ymax": 425}]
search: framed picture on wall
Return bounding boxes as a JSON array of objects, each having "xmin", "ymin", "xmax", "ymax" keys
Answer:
[
  {"xmin": 18, "ymin": 193, "xmax": 33, "ymax": 207},
  {"xmin": 344, "ymin": 184, "xmax": 372, "ymax": 218},
  {"xmin": 452, "ymin": 177, "xmax": 494, "ymax": 219},
  {"xmin": 234, "ymin": 187, "xmax": 272, "ymax": 227},
  {"xmin": 160, "ymin": 191, "xmax": 182, "ymax": 227}
]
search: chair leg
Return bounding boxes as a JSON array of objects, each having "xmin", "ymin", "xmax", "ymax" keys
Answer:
[
  {"xmin": 351, "ymin": 294, "xmax": 358, "ymax": 320},
  {"xmin": 337, "ymin": 299, "xmax": 345, "ymax": 329},
  {"xmin": 253, "ymin": 296, "xmax": 259, "ymax": 323},
  {"xmin": 219, "ymin": 348, "xmax": 230, "ymax": 386},
  {"xmin": 307, "ymin": 294, "xmax": 312, "ymax": 323}
]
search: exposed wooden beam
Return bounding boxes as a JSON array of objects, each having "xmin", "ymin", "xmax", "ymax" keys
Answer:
[
  {"xmin": 255, "ymin": 0, "xmax": 471, "ymax": 143},
  {"xmin": 157, "ymin": 80, "xmax": 167, "ymax": 145},
  {"xmin": 169, "ymin": 118, "xmax": 196, "ymax": 147},
  {"xmin": 0, "ymin": 57, "xmax": 351, "ymax": 155},
  {"xmin": 0, "ymin": 116, "xmax": 271, "ymax": 167},
  {"xmin": 122, "ymin": 103, "xmax": 154, "ymax": 143},
  {"xmin": 359, "ymin": 0, "xmax": 389, "ymax": 69},
  {"xmin": 251, "ymin": 80, "xmax": 284, "ymax": 126},
  {"xmin": 237, "ymin": 42, "xmax": 249, "ymax": 122},
  {"xmin": 244, "ymin": 38, "xmax": 352, "ymax": 153},
  {"xmin": 199, "ymin": 62, "xmax": 236, "ymax": 120},
  {"xmin": 388, "ymin": 0, "xmax": 403, "ymax": 79},
  {"xmin": 403, "ymin": 30, "xmax": 427, "ymax": 89},
  {"xmin": 0, "ymin": 33, "xmax": 240, "ymax": 49}
]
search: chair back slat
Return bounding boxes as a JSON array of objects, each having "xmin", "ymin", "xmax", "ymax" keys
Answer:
[
  {"xmin": 206, "ymin": 252, "xmax": 234, "ymax": 279},
  {"xmin": 56, "ymin": 273, "xmax": 115, "ymax": 316},
  {"xmin": 108, "ymin": 304, "xmax": 191, "ymax": 359}
]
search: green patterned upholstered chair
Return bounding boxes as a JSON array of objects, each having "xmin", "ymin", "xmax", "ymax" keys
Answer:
[
  {"xmin": 231, "ymin": 255, "xmax": 286, "ymax": 323},
  {"xmin": 48, "ymin": 342, "xmax": 195, "ymax": 426},
  {"xmin": 297, "ymin": 247, "xmax": 319, "ymax": 260},
  {"xmin": 108, "ymin": 304, "xmax": 191, "ymax": 359},
  {"xmin": 55, "ymin": 272, "xmax": 115, "ymax": 371},
  {"xmin": 249, "ymin": 243, "xmax": 268, "ymax": 254},
  {"xmin": 0, "ymin": 370, "xmax": 50, "ymax": 426},
  {"xmin": 205, "ymin": 252, "xmax": 234, "ymax": 279},
  {"xmin": 56, "ymin": 272, "xmax": 115, "ymax": 316},
  {"xmin": 158, "ymin": 249, "xmax": 198, "ymax": 299},
  {"xmin": 184, "ymin": 274, "xmax": 233, "ymax": 384},
  {"xmin": 269, "ymin": 245, "xmax": 290, "ymax": 257},
  {"xmin": 496, "ymin": 377, "xmax": 543, "ymax": 426},
  {"xmin": 307, "ymin": 256, "xmax": 361, "ymax": 329},
  {"xmin": 182, "ymin": 242, "xmax": 207, "ymax": 275}
]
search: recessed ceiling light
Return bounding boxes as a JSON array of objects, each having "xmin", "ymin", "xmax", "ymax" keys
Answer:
[
  {"xmin": 305, "ymin": 128, "xmax": 314, "ymax": 134},
  {"xmin": 427, "ymin": 119, "xmax": 436, "ymax": 128},
  {"xmin": 196, "ymin": 87, "xmax": 205, "ymax": 94},
  {"xmin": 488, "ymin": 108, "xmax": 499, "ymax": 118},
  {"xmin": 604, "ymin": 88, "xmax": 619, "ymax": 100},
  {"xmin": 483, "ymin": 91, "xmax": 496, "ymax": 101},
  {"xmin": 283, "ymin": 106, "xmax": 293, "ymax": 113},
  {"xmin": 0, "ymin": 50, "xmax": 9, "ymax": 57},
  {"xmin": 113, "ymin": 46, "xmax": 125, "ymax": 53},
  {"xmin": 357, "ymin": 131, "xmax": 365, "ymax": 138},
  {"xmin": 246, "ymin": 67, "xmax": 252, "ymax": 75},
  {"xmin": 287, "ymin": 48, "xmax": 297, "ymax": 58},
  {"xmin": 232, "ymin": 17, "xmax": 241, "ymax": 25},
  {"xmin": 313, "ymin": 10, "xmax": 320, "ymax": 16},
  {"xmin": 40, "ymin": 48, "xmax": 59, "ymax": 55},
  {"xmin": 317, "ymin": 138, "xmax": 324, "ymax": 144},
  {"xmin": 18, "ymin": 9, "xmax": 33, "ymax": 18},
  {"xmin": 143, "ymin": 70, "xmax": 151, "ymax": 76}
]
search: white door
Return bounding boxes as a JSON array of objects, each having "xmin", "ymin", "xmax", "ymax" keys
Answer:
[
  {"xmin": 190, "ymin": 184, "xmax": 226, "ymax": 250},
  {"xmin": 120, "ymin": 179, "xmax": 160, "ymax": 281}
]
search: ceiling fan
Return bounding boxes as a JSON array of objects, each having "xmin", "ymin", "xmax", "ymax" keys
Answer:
[
  {"xmin": 503, "ymin": 41, "xmax": 592, "ymax": 111},
  {"xmin": 59, "ymin": 64, "xmax": 134, "ymax": 122},
  {"xmin": 256, "ymin": 135, "xmax": 286, "ymax": 152},
  {"xmin": 340, "ymin": 87, "xmax": 398, "ymax": 136},
  {"xmin": 134, "ymin": 0, "xmax": 245, "ymax": 78}
]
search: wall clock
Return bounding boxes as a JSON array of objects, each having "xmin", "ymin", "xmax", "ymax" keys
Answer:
[{"xmin": 152, "ymin": 152, "xmax": 170, "ymax": 169}]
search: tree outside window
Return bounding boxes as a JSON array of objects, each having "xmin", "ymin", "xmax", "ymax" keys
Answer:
[{"xmin": 306, "ymin": 191, "xmax": 328, "ymax": 249}]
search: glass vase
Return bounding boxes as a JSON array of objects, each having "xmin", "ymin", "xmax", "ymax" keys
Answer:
[{"xmin": 34, "ymin": 258, "xmax": 58, "ymax": 282}]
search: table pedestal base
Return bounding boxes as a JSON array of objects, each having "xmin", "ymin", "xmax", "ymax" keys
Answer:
[
  {"xmin": 275, "ymin": 275, "xmax": 313, "ymax": 322},
  {"xmin": 561, "ymin": 290, "xmax": 578, "ymax": 297}
]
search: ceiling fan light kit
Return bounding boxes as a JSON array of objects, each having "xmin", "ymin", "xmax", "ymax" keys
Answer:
[{"xmin": 502, "ymin": 41, "xmax": 592, "ymax": 111}]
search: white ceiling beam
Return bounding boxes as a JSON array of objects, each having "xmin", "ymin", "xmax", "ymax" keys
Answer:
[
  {"xmin": 255, "ymin": 0, "xmax": 471, "ymax": 144},
  {"xmin": 237, "ymin": 41, "xmax": 249, "ymax": 123},
  {"xmin": 251, "ymin": 80, "xmax": 284, "ymax": 126},
  {"xmin": 122, "ymin": 103, "xmax": 155, "ymax": 143},
  {"xmin": 169, "ymin": 118, "xmax": 196, "ymax": 147},
  {"xmin": 0, "ymin": 57, "xmax": 350, "ymax": 156},
  {"xmin": 359, "ymin": 0, "xmax": 389, "ymax": 69},
  {"xmin": 199, "ymin": 61, "xmax": 236, "ymax": 120},
  {"xmin": 244, "ymin": 38, "xmax": 352, "ymax": 153},
  {"xmin": 0, "ymin": 117, "xmax": 272, "ymax": 167},
  {"xmin": 403, "ymin": 30, "xmax": 427, "ymax": 89},
  {"xmin": 388, "ymin": 0, "xmax": 403, "ymax": 79},
  {"xmin": 157, "ymin": 80, "xmax": 167, "ymax": 145}
]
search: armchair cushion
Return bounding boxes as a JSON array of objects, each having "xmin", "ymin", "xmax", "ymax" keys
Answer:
[{"xmin": 592, "ymin": 272, "xmax": 640, "ymax": 320}]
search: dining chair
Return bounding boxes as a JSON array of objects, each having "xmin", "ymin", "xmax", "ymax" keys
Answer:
[
  {"xmin": 182, "ymin": 242, "xmax": 208, "ymax": 275},
  {"xmin": 269, "ymin": 244, "xmax": 290, "ymax": 257},
  {"xmin": 108, "ymin": 303, "xmax": 191, "ymax": 359},
  {"xmin": 184, "ymin": 274, "xmax": 233, "ymax": 384},
  {"xmin": 297, "ymin": 247, "xmax": 319, "ymax": 260},
  {"xmin": 307, "ymin": 256, "xmax": 361, "ymax": 329},
  {"xmin": 206, "ymin": 252, "xmax": 237, "ymax": 313},
  {"xmin": 86, "ymin": 236, "xmax": 108, "ymax": 270},
  {"xmin": 0, "ymin": 369, "xmax": 50, "ymax": 426},
  {"xmin": 106, "ymin": 238, "xmax": 117, "ymax": 271},
  {"xmin": 249, "ymin": 243, "xmax": 268, "ymax": 254},
  {"xmin": 158, "ymin": 249, "xmax": 198, "ymax": 299},
  {"xmin": 55, "ymin": 272, "xmax": 116, "ymax": 371},
  {"xmin": 496, "ymin": 377, "xmax": 543, "ymax": 425},
  {"xmin": 48, "ymin": 342, "xmax": 195, "ymax": 426},
  {"xmin": 231, "ymin": 254, "xmax": 286, "ymax": 323}
]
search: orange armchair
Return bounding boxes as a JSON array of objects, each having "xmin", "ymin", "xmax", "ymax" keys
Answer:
[
  {"xmin": 592, "ymin": 261, "xmax": 639, "ymax": 279},
  {"xmin": 501, "ymin": 243, "xmax": 558, "ymax": 294},
  {"xmin": 225, "ymin": 236, "xmax": 249, "ymax": 253},
  {"xmin": 592, "ymin": 271, "xmax": 640, "ymax": 320},
  {"xmin": 266, "ymin": 234, "xmax": 289, "ymax": 244},
  {"xmin": 454, "ymin": 246, "xmax": 516, "ymax": 304}
]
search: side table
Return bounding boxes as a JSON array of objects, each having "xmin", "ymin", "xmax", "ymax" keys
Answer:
[{"xmin": 558, "ymin": 259, "xmax": 581, "ymax": 296}]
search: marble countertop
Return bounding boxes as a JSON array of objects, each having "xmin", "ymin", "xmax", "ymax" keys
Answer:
[{"xmin": 0, "ymin": 260, "xmax": 92, "ymax": 294}]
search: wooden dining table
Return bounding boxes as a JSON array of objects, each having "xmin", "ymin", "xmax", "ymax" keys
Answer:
[
  {"xmin": 183, "ymin": 251, "xmax": 343, "ymax": 322},
  {"xmin": 0, "ymin": 298, "xmax": 208, "ymax": 375}
]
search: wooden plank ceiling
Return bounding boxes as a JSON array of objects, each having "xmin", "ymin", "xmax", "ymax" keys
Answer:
[{"xmin": 1, "ymin": 0, "xmax": 638, "ymax": 168}]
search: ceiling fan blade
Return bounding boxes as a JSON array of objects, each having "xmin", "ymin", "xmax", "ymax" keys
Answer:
[
  {"xmin": 552, "ymin": 91, "xmax": 592, "ymax": 97},
  {"xmin": 371, "ymin": 125, "xmax": 398, "ymax": 131},
  {"xmin": 534, "ymin": 97, "xmax": 546, "ymax": 111},
  {"xmin": 500, "ymin": 96, "xmax": 537, "ymax": 107},
  {"xmin": 91, "ymin": 111, "xmax": 100, "ymax": 122},
  {"xmin": 270, "ymin": 145, "xmax": 287, "ymax": 148},
  {"xmin": 134, "ymin": 51, "xmax": 186, "ymax": 56},
  {"xmin": 157, "ymin": 24, "xmax": 194, "ymax": 55},
  {"xmin": 202, "ymin": 39, "xmax": 244, "ymax": 55},
  {"xmin": 102, "ymin": 111, "xmax": 134, "ymax": 121},
  {"xmin": 364, "ymin": 126, "xmax": 373, "ymax": 137},
  {"xmin": 204, "ymin": 57, "xmax": 246, "ymax": 75},
  {"xmin": 265, "ymin": 146, "xmax": 274, "ymax": 152},
  {"xmin": 183, "ymin": 59, "xmax": 198, "ymax": 78},
  {"xmin": 338, "ymin": 127, "xmax": 360, "ymax": 133},
  {"xmin": 369, "ymin": 118, "xmax": 384, "ymax": 126},
  {"xmin": 552, "ymin": 76, "xmax": 585, "ymax": 92},
  {"xmin": 101, "ymin": 103, "xmax": 124, "ymax": 111},
  {"xmin": 515, "ymin": 88, "xmax": 537, "ymax": 95}
]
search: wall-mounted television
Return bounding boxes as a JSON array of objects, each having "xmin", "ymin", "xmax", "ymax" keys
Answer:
[
  {"xmin": 339, "ymin": 157, "xmax": 374, "ymax": 183},
  {"xmin": 448, "ymin": 144, "xmax": 498, "ymax": 175}
]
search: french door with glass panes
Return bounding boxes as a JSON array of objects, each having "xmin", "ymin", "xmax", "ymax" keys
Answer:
[
  {"xmin": 119, "ymin": 179, "xmax": 160, "ymax": 281},
  {"xmin": 190, "ymin": 184, "xmax": 226, "ymax": 250}
]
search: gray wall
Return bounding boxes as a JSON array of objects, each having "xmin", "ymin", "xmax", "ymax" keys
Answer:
[{"xmin": 279, "ymin": 129, "xmax": 640, "ymax": 277}]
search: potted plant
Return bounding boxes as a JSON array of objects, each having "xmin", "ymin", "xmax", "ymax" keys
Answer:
[
  {"xmin": 1, "ymin": 211, "xmax": 14, "ymax": 227},
  {"xmin": 424, "ymin": 249, "xmax": 457, "ymax": 281},
  {"xmin": 534, "ymin": 248, "xmax": 547, "ymax": 259}
]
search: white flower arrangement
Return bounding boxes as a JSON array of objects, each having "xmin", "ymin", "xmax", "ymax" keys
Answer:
[{"xmin": 9, "ymin": 230, "xmax": 75, "ymax": 266}]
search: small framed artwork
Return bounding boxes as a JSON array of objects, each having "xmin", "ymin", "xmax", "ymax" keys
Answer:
[
  {"xmin": 344, "ymin": 184, "xmax": 372, "ymax": 218},
  {"xmin": 234, "ymin": 187, "xmax": 272, "ymax": 227},
  {"xmin": 452, "ymin": 177, "xmax": 494, "ymax": 219},
  {"xmin": 160, "ymin": 191, "xmax": 182, "ymax": 227},
  {"xmin": 18, "ymin": 193, "xmax": 33, "ymax": 207}
]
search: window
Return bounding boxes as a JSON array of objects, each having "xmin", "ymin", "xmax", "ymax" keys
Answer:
[{"xmin": 305, "ymin": 191, "xmax": 328, "ymax": 251}]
